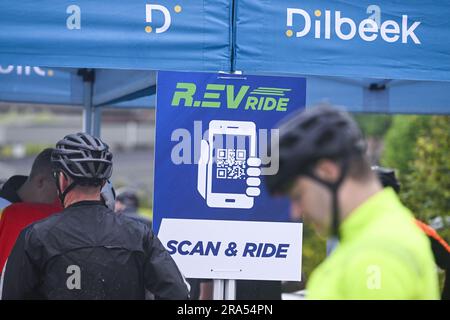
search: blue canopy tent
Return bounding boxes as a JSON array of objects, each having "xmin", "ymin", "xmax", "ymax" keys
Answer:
[
  {"xmin": 0, "ymin": 0, "xmax": 232, "ymax": 134},
  {"xmin": 0, "ymin": 0, "xmax": 449, "ymax": 300},
  {"xmin": 0, "ymin": 0, "xmax": 449, "ymax": 137}
]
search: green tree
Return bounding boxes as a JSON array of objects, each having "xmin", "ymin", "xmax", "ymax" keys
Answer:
[
  {"xmin": 302, "ymin": 224, "xmax": 326, "ymax": 280},
  {"xmin": 382, "ymin": 115, "xmax": 449, "ymax": 240},
  {"xmin": 382, "ymin": 115, "xmax": 425, "ymax": 175},
  {"xmin": 402, "ymin": 116, "xmax": 450, "ymax": 239}
]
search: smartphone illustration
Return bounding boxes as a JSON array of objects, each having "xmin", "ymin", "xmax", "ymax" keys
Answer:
[{"xmin": 205, "ymin": 120, "xmax": 257, "ymax": 209}]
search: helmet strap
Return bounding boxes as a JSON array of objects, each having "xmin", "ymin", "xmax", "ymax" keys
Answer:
[
  {"xmin": 304, "ymin": 157, "xmax": 350, "ymax": 240},
  {"xmin": 55, "ymin": 171, "xmax": 78, "ymax": 207}
]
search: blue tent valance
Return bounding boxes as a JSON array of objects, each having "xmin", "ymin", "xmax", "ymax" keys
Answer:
[{"xmin": 0, "ymin": 1, "xmax": 449, "ymax": 115}]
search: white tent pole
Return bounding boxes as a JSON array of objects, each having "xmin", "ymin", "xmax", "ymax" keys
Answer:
[
  {"xmin": 92, "ymin": 106, "xmax": 102, "ymax": 138},
  {"xmin": 82, "ymin": 80, "xmax": 93, "ymax": 134},
  {"xmin": 80, "ymin": 69, "xmax": 94, "ymax": 135}
]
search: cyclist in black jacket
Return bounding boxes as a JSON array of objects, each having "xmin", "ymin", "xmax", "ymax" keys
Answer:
[{"xmin": 0, "ymin": 132, "xmax": 189, "ymax": 300}]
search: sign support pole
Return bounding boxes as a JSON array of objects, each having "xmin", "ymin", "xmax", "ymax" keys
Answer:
[
  {"xmin": 213, "ymin": 279, "xmax": 236, "ymax": 300},
  {"xmin": 213, "ymin": 279, "xmax": 225, "ymax": 300},
  {"xmin": 224, "ymin": 279, "xmax": 236, "ymax": 300}
]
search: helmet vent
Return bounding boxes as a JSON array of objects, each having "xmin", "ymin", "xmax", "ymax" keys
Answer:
[
  {"xmin": 316, "ymin": 129, "xmax": 334, "ymax": 147},
  {"xmin": 80, "ymin": 135, "xmax": 91, "ymax": 145},
  {"xmin": 300, "ymin": 117, "xmax": 318, "ymax": 130},
  {"xmin": 280, "ymin": 134, "xmax": 299, "ymax": 148}
]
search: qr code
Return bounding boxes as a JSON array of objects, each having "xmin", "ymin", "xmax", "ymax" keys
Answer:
[{"xmin": 216, "ymin": 148, "xmax": 246, "ymax": 179}]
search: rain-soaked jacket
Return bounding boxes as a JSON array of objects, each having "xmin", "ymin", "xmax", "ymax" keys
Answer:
[{"xmin": 0, "ymin": 201, "xmax": 189, "ymax": 300}]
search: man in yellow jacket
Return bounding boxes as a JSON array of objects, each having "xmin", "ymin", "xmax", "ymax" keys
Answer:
[{"xmin": 266, "ymin": 106, "xmax": 439, "ymax": 299}]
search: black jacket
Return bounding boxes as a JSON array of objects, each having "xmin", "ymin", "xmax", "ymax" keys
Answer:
[{"xmin": 0, "ymin": 201, "xmax": 189, "ymax": 300}]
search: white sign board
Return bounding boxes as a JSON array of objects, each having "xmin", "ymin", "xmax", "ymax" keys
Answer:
[{"xmin": 158, "ymin": 219, "xmax": 303, "ymax": 281}]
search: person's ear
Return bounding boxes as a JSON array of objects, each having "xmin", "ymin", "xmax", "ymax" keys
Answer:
[
  {"xmin": 34, "ymin": 174, "xmax": 45, "ymax": 189},
  {"xmin": 314, "ymin": 159, "xmax": 340, "ymax": 183}
]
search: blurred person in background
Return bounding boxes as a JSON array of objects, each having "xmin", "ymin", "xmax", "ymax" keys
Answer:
[
  {"xmin": 0, "ymin": 148, "xmax": 62, "ymax": 273},
  {"xmin": 115, "ymin": 189, "xmax": 152, "ymax": 229},
  {"xmin": 373, "ymin": 166, "xmax": 450, "ymax": 300},
  {"xmin": 266, "ymin": 106, "xmax": 439, "ymax": 299},
  {"xmin": 0, "ymin": 148, "xmax": 60, "ymax": 213}
]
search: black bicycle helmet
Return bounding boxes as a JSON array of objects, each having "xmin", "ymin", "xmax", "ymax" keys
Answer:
[
  {"xmin": 265, "ymin": 106, "xmax": 366, "ymax": 239},
  {"xmin": 266, "ymin": 106, "xmax": 366, "ymax": 195},
  {"xmin": 52, "ymin": 132, "xmax": 113, "ymax": 185},
  {"xmin": 372, "ymin": 166, "xmax": 400, "ymax": 194}
]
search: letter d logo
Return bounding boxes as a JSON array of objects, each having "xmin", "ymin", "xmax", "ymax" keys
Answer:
[
  {"xmin": 286, "ymin": 8, "xmax": 311, "ymax": 37},
  {"xmin": 145, "ymin": 4, "xmax": 171, "ymax": 33}
]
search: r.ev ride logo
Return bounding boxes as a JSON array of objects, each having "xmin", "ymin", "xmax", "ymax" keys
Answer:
[
  {"xmin": 145, "ymin": 4, "xmax": 182, "ymax": 34},
  {"xmin": 286, "ymin": 7, "xmax": 421, "ymax": 44},
  {"xmin": 171, "ymin": 82, "xmax": 292, "ymax": 112}
]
